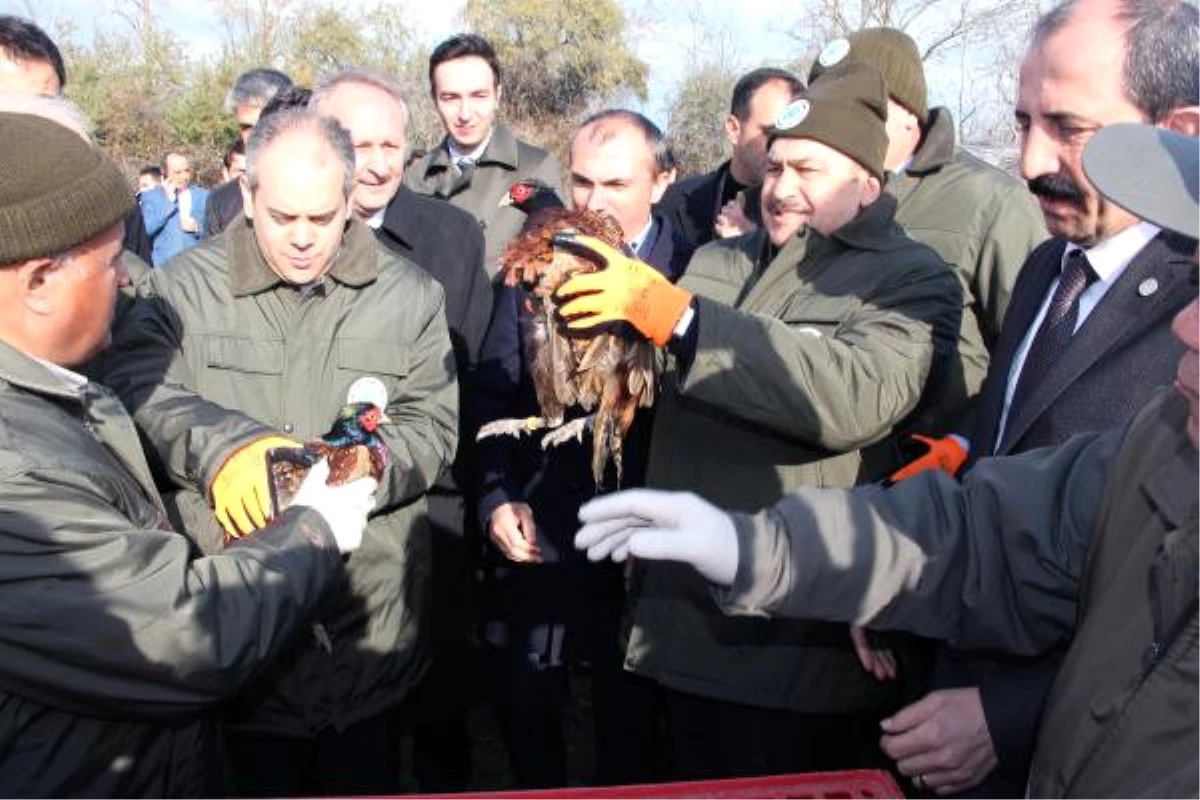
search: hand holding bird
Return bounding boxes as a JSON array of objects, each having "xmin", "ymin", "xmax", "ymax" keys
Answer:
[{"xmin": 264, "ymin": 402, "xmax": 391, "ymax": 524}]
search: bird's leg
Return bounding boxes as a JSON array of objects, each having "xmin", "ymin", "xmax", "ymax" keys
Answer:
[
  {"xmin": 541, "ymin": 415, "xmax": 595, "ymax": 449},
  {"xmin": 476, "ymin": 417, "xmax": 551, "ymax": 440}
]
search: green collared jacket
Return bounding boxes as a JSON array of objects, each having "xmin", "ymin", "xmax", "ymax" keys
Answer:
[
  {"xmin": 104, "ymin": 218, "xmax": 458, "ymax": 736},
  {"xmin": 626, "ymin": 196, "xmax": 966, "ymax": 711}
]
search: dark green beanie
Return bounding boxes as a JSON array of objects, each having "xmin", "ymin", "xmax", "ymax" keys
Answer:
[
  {"xmin": 0, "ymin": 112, "xmax": 133, "ymax": 265},
  {"xmin": 808, "ymin": 28, "xmax": 928, "ymax": 122},
  {"xmin": 770, "ymin": 62, "xmax": 888, "ymax": 181}
]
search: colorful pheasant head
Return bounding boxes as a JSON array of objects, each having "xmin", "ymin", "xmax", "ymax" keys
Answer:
[{"xmin": 500, "ymin": 178, "xmax": 563, "ymax": 215}]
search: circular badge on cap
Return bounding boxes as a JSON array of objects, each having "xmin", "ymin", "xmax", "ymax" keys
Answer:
[
  {"xmin": 775, "ymin": 99, "xmax": 810, "ymax": 130},
  {"xmin": 817, "ymin": 37, "xmax": 851, "ymax": 67},
  {"xmin": 346, "ymin": 376, "xmax": 389, "ymax": 410}
]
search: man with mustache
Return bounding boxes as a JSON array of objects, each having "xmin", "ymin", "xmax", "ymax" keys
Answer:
[
  {"xmin": 869, "ymin": 0, "xmax": 1198, "ymax": 794},
  {"xmin": 554, "ymin": 62, "xmax": 969, "ymax": 778},
  {"xmin": 575, "ymin": 119, "xmax": 1200, "ymax": 799}
]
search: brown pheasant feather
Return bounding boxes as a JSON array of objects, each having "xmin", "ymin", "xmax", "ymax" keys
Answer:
[{"xmin": 497, "ymin": 208, "xmax": 656, "ymax": 483}]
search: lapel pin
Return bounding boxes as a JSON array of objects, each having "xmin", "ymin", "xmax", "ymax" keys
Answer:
[{"xmin": 1137, "ymin": 277, "xmax": 1159, "ymax": 297}]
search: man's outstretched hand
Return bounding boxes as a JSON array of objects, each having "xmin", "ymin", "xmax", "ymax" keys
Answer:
[{"xmin": 575, "ymin": 489, "xmax": 739, "ymax": 586}]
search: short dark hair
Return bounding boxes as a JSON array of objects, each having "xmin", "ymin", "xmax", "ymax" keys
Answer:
[
  {"xmin": 223, "ymin": 137, "xmax": 246, "ymax": 169},
  {"xmin": 224, "ymin": 67, "xmax": 293, "ymax": 113},
  {"xmin": 246, "ymin": 109, "xmax": 355, "ymax": 197},
  {"xmin": 429, "ymin": 33, "xmax": 502, "ymax": 92},
  {"xmin": 1032, "ymin": 0, "xmax": 1198, "ymax": 123},
  {"xmin": 259, "ymin": 85, "xmax": 313, "ymax": 122},
  {"xmin": 575, "ymin": 109, "xmax": 674, "ymax": 175},
  {"xmin": 730, "ymin": 68, "xmax": 804, "ymax": 121},
  {"xmin": 138, "ymin": 164, "xmax": 162, "ymax": 181},
  {"xmin": 0, "ymin": 15, "xmax": 66, "ymax": 91}
]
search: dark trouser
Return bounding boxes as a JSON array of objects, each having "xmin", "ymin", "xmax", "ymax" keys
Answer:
[
  {"xmin": 487, "ymin": 644, "xmax": 668, "ymax": 789},
  {"xmin": 409, "ymin": 490, "xmax": 478, "ymax": 792},
  {"xmin": 664, "ymin": 688, "xmax": 883, "ymax": 781},
  {"xmin": 224, "ymin": 710, "xmax": 401, "ymax": 797}
]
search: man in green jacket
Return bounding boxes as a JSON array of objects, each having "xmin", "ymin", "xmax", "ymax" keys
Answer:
[
  {"xmin": 405, "ymin": 33, "xmax": 564, "ymax": 277},
  {"xmin": 0, "ymin": 112, "xmax": 377, "ymax": 797},
  {"xmin": 105, "ymin": 109, "xmax": 458, "ymax": 796},
  {"xmin": 811, "ymin": 28, "xmax": 1047, "ymax": 353},
  {"xmin": 555, "ymin": 62, "xmax": 971, "ymax": 777},
  {"xmin": 575, "ymin": 122, "xmax": 1199, "ymax": 799}
]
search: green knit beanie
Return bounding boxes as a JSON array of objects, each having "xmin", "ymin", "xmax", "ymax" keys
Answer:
[
  {"xmin": 808, "ymin": 28, "xmax": 929, "ymax": 122},
  {"xmin": 0, "ymin": 112, "xmax": 133, "ymax": 265},
  {"xmin": 770, "ymin": 62, "xmax": 889, "ymax": 181}
]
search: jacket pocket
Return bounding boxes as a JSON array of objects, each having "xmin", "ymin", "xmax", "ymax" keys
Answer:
[
  {"xmin": 335, "ymin": 341, "xmax": 409, "ymax": 378},
  {"xmin": 205, "ymin": 336, "xmax": 285, "ymax": 374},
  {"xmin": 334, "ymin": 341, "xmax": 410, "ymax": 409},
  {"xmin": 201, "ymin": 336, "xmax": 285, "ymax": 408}
]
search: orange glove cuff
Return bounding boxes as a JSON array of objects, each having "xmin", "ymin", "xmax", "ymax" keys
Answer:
[
  {"xmin": 632, "ymin": 278, "xmax": 693, "ymax": 346},
  {"xmin": 889, "ymin": 435, "xmax": 968, "ymax": 482}
]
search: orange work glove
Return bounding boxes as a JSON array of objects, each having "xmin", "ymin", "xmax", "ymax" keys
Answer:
[
  {"xmin": 552, "ymin": 232, "xmax": 693, "ymax": 347},
  {"xmin": 889, "ymin": 435, "xmax": 968, "ymax": 483},
  {"xmin": 211, "ymin": 435, "xmax": 301, "ymax": 538}
]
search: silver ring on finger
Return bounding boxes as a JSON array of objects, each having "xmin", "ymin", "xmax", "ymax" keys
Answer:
[{"xmin": 914, "ymin": 774, "xmax": 926, "ymax": 791}]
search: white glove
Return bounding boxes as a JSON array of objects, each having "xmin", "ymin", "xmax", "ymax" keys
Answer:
[
  {"xmin": 290, "ymin": 459, "xmax": 377, "ymax": 554},
  {"xmin": 575, "ymin": 489, "xmax": 739, "ymax": 586}
]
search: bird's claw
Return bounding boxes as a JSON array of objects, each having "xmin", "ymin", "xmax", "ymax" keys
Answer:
[
  {"xmin": 477, "ymin": 417, "xmax": 546, "ymax": 440},
  {"xmin": 541, "ymin": 416, "xmax": 593, "ymax": 449}
]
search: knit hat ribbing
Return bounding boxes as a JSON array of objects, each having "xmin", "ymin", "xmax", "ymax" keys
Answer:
[
  {"xmin": 770, "ymin": 62, "xmax": 889, "ymax": 181},
  {"xmin": 0, "ymin": 112, "xmax": 133, "ymax": 265}
]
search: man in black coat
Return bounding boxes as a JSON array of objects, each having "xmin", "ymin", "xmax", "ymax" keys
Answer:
[
  {"xmin": 473, "ymin": 110, "xmax": 690, "ymax": 789},
  {"xmin": 312, "ymin": 67, "xmax": 493, "ymax": 793},
  {"xmin": 879, "ymin": 0, "xmax": 1198, "ymax": 795},
  {"xmin": 205, "ymin": 67, "xmax": 293, "ymax": 238},
  {"xmin": 656, "ymin": 67, "xmax": 802, "ymax": 251}
]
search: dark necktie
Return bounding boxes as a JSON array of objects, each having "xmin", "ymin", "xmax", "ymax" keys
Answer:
[{"xmin": 1008, "ymin": 249, "xmax": 1098, "ymax": 422}]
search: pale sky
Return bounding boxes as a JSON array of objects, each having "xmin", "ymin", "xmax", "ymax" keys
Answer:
[
  {"xmin": 2, "ymin": 0, "xmax": 813, "ymax": 125},
  {"xmin": 3, "ymin": 0, "xmax": 1024, "ymax": 140}
]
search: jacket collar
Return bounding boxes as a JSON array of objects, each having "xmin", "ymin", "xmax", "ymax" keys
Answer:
[
  {"xmin": 906, "ymin": 107, "xmax": 956, "ymax": 175},
  {"xmin": 0, "ymin": 339, "xmax": 87, "ymax": 403},
  {"xmin": 426, "ymin": 123, "xmax": 521, "ymax": 175},
  {"xmin": 820, "ymin": 193, "xmax": 901, "ymax": 253},
  {"xmin": 229, "ymin": 216, "xmax": 380, "ymax": 297}
]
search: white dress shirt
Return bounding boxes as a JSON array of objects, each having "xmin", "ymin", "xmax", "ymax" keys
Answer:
[{"xmin": 993, "ymin": 220, "xmax": 1161, "ymax": 449}]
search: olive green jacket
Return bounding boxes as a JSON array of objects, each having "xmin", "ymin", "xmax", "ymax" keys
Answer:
[
  {"xmin": 404, "ymin": 123, "xmax": 563, "ymax": 277},
  {"xmin": 721, "ymin": 390, "xmax": 1198, "ymax": 797},
  {"xmin": 890, "ymin": 108, "xmax": 1048, "ymax": 351},
  {"xmin": 0, "ymin": 340, "xmax": 344, "ymax": 796},
  {"xmin": 105, "ymin": 219, "xmax": 458, "ymax": 735},
  {"xmin": 627, "ymin": 196, "xmax": 967, "ymax": 711}
]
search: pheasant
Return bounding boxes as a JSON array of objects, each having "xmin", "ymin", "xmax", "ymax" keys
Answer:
[
  {"xmin": 476, "ymin": 203, "xmax": 656, "ymax": 485},
  {"xmin": 267, "ymin": 401, "xmax": 391, "ymax": 514},
  {"xmin": 499, "ymin": 177, "xmax": 565, "ymax": 219}
]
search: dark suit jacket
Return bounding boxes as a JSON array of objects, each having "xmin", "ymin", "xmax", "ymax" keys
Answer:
[
  {"xmin": 656, "ymin": 160, "xmax": 762, "ymax": 253},
  {"xmin": 204, "ymin": 180, "xmax": 244, "ymax": 240},
  {"xmin": 972, "ymin": 232, "xmax": 1196, "ymax": 457},
  {"xmin": 941, "ymin": 230, "xmax": 1197, "ymax": 798},
  {"xmin": 472, "ymin": 212, "xmax": 688, "ymax": 660},
  {"xmin": 373, "ymin": 185, "xmax": 493, "ymax": 544},
  {"xmin": 123, "ymin": 205, "xmax": 153, "ymax": 264}
]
